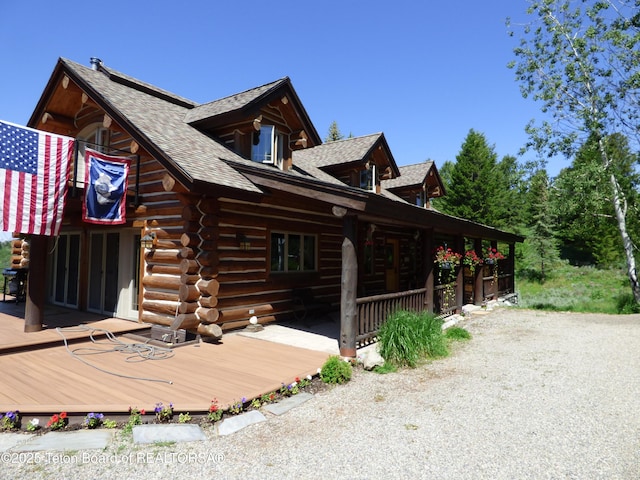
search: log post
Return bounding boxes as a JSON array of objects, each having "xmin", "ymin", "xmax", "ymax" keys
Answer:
[
  {"xmin": 196, "ymin": 323, "xmax": 222, "ymax": 339},
  {"xmin": 339, "ymin": 215, "xmax": 358, "ymax": 357},
  {"xmin": 424, "ymin": 231, "xmax": 434, "ymax": 313},
  {"xmin": 508, "ymin": 243, "xmax": 515, "ymax": 294},
  {"xmin": 24, "ymin": 235, "xmax": 46, "ymax": 332},
  {"xmin": 474, "ymin": 238, "xmax": 484, "ymax": 305},
  {"xmin": 455, "ymin": 235, "xmax": 465, "ymax": 313}
]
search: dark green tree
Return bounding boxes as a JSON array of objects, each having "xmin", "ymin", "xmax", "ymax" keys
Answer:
[
  {"xmin": 525, "ymin": 169, "xmax": 559, "ymax": 280},
  {"xmin": 495, "ymin": 154, "xmax": 528, "ymax": 230},
  {"xmin": 552, "ymin": 133, "xmax": 640, "ymax": 266},
  {"xmin": 439, "ymin": 129, "xmax": 501, "ymax": 226},
  {"xmin": 508, "ymin": 0, "xmax": 640, "ymax": 300}
]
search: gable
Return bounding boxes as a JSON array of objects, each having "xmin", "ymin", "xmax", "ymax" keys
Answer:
[
  {"xmin": 382, "ymin": 161, "xmax": 446, "ymax": 199},
  {"xmin": 293, "ymin": 133, "xmax": 400, "ymax": 189},
  {"xmin": 29, "ymin": 58, "xmax": 263, "ymax": 194}
]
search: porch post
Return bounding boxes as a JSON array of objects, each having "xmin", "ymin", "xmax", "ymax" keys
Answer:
[
  {"xmin": 490, "ymin": 240, "xmax": 498, "ymax": 299},
  {"xmin": 474, "ymin": 238, "xmax": 483, "ymax": 305},
  {"xmin": 508, "ymin": 243, "xmax": 516, "ymax": 293},
  {"xmin": 24, "ymin": 235, "xmax": 47, "ymax": 332},
  {"xmin": 339, "ymin": 214, "xmax": 358, "ymax": 358},
  {"xmin": 455, "ymin": 235, "xmax": 464, "ymax": 312},
  {"xmin": 424, "ymin": 231, "xmax": 434, "ymax": 313}
]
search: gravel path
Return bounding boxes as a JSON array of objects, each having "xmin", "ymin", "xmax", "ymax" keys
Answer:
[{"xmin": 4, "ymin": 308, "xmax": 640, "ymax": 479}]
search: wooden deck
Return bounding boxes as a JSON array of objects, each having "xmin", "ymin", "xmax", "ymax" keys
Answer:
[{"xmin": 0, "ymin": 302, "xmax": 331, "ymax": 415}]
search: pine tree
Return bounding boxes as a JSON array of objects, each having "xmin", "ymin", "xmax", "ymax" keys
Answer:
[
  {"xmin": 440, "ymin": 129, "xmax": 500, "ymax": 226},
  {"xmin": 526, "ymin": 169, "xmax": 559, "ymax": 281},
  {"xmin": 325, "ymin": 121, "xmax": 344, "ymax": 142}
]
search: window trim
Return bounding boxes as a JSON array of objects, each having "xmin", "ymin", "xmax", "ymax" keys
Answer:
[
  {"xmin": 270, "ymin": 231, "xmax": 318, "ymax": 273},
  {"xmin": 359, "ymin": 163, "xmax": 376, "ymax": 192},
  {"xmin": 252, "ymin": 125, "xmax": 285, "ymax": 169},
  {"xmin": 75, "ymin": 123, "xmax": 110, "ymax": 187}
]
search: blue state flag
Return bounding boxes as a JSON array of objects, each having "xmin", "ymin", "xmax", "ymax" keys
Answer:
[{"xmin": 82, "ymin": 148, "xmax": 130, "ymax": 225}]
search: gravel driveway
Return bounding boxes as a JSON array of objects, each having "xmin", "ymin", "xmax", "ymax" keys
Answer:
[{"xmin": 5, "ymin": 308, "xmax": 640, "ymax": 479}]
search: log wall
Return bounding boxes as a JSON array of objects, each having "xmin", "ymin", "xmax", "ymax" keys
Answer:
[{"xmin": 214, "ymin": 194, "xmax": 343, "ymax": 330}]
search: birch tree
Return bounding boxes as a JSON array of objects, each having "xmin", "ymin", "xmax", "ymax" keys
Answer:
[{"xmin": 508, "ymin": 0, "xmax": 640, "ymax": 301}]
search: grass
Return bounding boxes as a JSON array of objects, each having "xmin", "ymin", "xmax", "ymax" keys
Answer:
[
  {"xmin": 444, "ymin": 326, "xmax": 472, "ymax": 341},
  {"xmin": 516, "ymin": 263, "xmax": 638, "ymax": 314},
  {"xmin": 377, "ymin": 310, "xmax": 449, "ymax": 368}
]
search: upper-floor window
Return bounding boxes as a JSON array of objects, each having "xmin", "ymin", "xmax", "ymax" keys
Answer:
[
  {"xmin": 359, "ymin": 163, "xmax": 376, "ymax": 192},
  {"xmin": 270, "ymin": 232, "xmax": 316, "ymax": 273},
  {"xmin": 415, "ymin": 190, "xmax": 427, "ymax": 207},
  {"xmin": 74, "ymin": 124, "xmax": 110, "ymax": 187},
  {"xmin": 252, "ymin": 125, "xmax": 284, "ymax": 169}
]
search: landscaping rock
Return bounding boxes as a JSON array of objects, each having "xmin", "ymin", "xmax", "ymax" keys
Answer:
[
  {"xmin": 461, "ymin": 304, "xmax": 483, "ymax": 316},
  {"xmin": 360, "ymin": 348, "xmax": 385, "ymax": 370},
  {"xmin": 217, "ymin": 410, "xmax": 266, "ymax": 436},
  {"xmin": 133, "ymin": 424, "xmax": 207, "ymax": 444},
  {"xmin": 263, "ymin": 393, "xmax": 313, "ymax": 416}
]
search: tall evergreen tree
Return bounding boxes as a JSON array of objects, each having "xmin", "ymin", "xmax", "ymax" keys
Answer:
[
  {"xmin": 526, "ymin": 169, "xmax": 559, "ymax": 280},
  {"xmin": 440, "ymin": 129, "xmax": 501, "ymax": 226},
  {"xmin": 495, "ymin": 154, "xmax": 527, "ymax": 230},
  {"xmin": 325, "ymin": 121, "xmax": 344, "ymax": 142}
]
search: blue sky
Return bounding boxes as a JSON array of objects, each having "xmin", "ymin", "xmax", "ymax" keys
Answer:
[{"xmin": 0, "ymin": 2, "xmax": 563, "ymax": 219}]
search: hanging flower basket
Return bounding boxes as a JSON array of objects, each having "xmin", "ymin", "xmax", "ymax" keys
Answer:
[
  {"xmin": 484, "ymin": 247, "xmax": 505, "ymax": 285},
  {"xmin": 484, "ymin": 247, "xmax": 505, "ymax": 265},
  {"xmin": 463, "ymin": 250, "xmax": 483, "ymax": 274},
  {"xmin": 433, "ymin": 246, "xmax": 461, "ymax": 269}
]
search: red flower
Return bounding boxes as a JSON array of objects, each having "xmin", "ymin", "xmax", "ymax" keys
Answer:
[
  {"xmin": 60, "ymin": 412, "xmax": 67, "ymax": 419},
  {"xmin": 51, "ymin": 414, "xmax": 59, "ymax": 423},
  {"xmin": 295, "ymin": 377, "xmax": 300, "ymax": 383},
  {"xmin": 140, "ymin": 409, "xmax": 146, "ymax": 416}
]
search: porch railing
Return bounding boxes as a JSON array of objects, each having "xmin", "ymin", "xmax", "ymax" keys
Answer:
[
  {"xmin": 356, "ymin": 288, "xmax": 426, "ymax": 347},
  {"xmin": 434, "ymin": 282, "xmax": 458, "ymax": 317}
]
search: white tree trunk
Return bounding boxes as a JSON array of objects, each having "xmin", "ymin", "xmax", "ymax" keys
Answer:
[
  {"xmin": 598, "ymin": 139, "xmax": 640, "ymax": 302},
  {"xmin": 609, "ymin": 171, "xmax": 640, "ymax": 301}
]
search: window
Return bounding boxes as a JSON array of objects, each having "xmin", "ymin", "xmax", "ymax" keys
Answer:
[
  {"xmin": 271, "ymin": 232, "xmax": 316, "ymax": 272},
  {"xmin": 415, "ymin": 190, "xmax": 426, "ymax": 207},
  {"xmin": 359, "ymin": 163, "xmax": 376, "ymax": 192},
  {"xmin": 252, "ymin": 125, "xmax": 285, "ymax": 169},
  {"xmin": 75, "ymin": 124, "xmax": 110, "ymax": 187}
]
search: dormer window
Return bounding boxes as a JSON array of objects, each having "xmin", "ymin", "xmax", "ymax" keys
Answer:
[
  {"xmin": 252, "ymin": 125, "xmax": 284, "ymax": 169},
  {"xmin": 359, "ymin": 163, "xmax": 376, "ymax": 192},
  {"xmin": 416, "ymin": 190, "xmax": 427, "ymax": 207}
]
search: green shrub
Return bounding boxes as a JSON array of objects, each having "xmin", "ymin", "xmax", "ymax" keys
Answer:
[
  {"xmin": 373, "ymin": 362, "xmax": 397, "ymax": 374},
  {"xmin": 615, "ymin": 293, "xmax": 640, "ymax": 314},
  {"xmin": 320, "ymin": 355, "xmax": 352, "ymax": 384},
  {"xmin": 377, "ymin": 310, "xmax": 448, "ymax": 368},
  {"xmin": 445, "ymin": 326, "xmax": 472, "ymax": 341}
]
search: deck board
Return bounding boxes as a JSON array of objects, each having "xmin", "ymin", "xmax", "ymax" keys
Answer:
[
  {"xmin": 0, "ymin": 305, "xmax": 331, "ymax": 415},
  {"xmin": 1, "ymin": 335, "xmax": 329, "ymax": 414}
]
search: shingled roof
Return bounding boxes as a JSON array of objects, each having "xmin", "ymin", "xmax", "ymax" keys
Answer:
[
  {"xmin": 55, "ymin": 58, "xmax": 262, "ymax": 193},
  {"xmin": 293, "ymin": 133, "xmax": 384, "ymax": 168},
  {"xmin": 382, "ymin": 161, "xmax": 435, "ymax": 189},
  {"xmin": 184, "ymin": 78, "xmax": 288, "ymax": 124}
]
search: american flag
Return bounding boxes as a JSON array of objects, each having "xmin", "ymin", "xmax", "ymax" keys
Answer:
[{"xmin": 0, "ymin": 120, "xmax": 75, "ymax": 236}]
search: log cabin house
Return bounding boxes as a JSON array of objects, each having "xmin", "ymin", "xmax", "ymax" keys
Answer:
[{"xmin": 18, "ymin": 57, "xmax": 523, "ymax": 356}]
